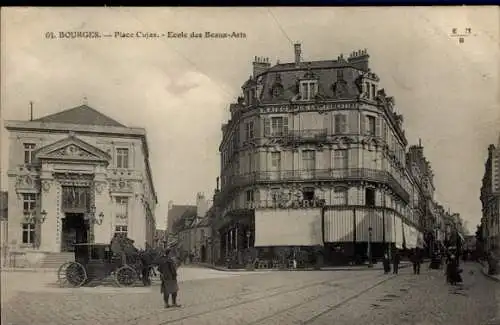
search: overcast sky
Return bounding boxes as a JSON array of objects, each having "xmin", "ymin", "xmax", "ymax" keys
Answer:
[{"xmin": 1, "ymin": 7, "xmax": 499, "ymax": 231}]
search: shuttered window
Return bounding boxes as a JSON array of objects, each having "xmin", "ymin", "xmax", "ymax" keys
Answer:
[{"xmin": 334, "ymin": 115, "xmax": 347, "ymax": 134}]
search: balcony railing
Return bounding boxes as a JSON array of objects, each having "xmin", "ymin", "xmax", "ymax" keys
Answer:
[{"xmin": 220, "ymin": 168, "xmax": 410, "ymax": 204}]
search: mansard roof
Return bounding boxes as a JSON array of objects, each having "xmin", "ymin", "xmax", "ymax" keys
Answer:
[
  {"xmin": 247, "ymin": 60, "xmax": 371, "ymax": 104},
  {"xmin": 33, "ymin": 105, "xmax": 126, "ymax": 127}
]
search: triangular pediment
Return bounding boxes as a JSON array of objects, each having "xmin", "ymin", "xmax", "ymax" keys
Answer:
[{"xmin": 35, "ymin": 135, "xmax": 111, "ymax": 163}]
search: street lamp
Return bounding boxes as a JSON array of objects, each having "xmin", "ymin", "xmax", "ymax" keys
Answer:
[
  {"xmin": 368, "ymin": 227, "xmax": 373, "ymax": 268},
  {"xmin": 84, "ymin": 204, "xmax": 104, "ymax": 243},
  {"xmin": 24, "ymin": 209, "xmax": 48, "ymax": 249}
]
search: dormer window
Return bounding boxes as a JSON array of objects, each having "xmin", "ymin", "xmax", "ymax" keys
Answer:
[
  {"xmin": 300, "ymin": 80, "xmax": 318, "ymax": 101},
  {"xmin": 272, "ymin": 86, "xmax": 283, "ymax": 98}
]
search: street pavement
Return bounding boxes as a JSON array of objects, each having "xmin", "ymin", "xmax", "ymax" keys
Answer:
[{"xmin": 2, "ymin": 262, "xmax": 498, "ymax": 325}]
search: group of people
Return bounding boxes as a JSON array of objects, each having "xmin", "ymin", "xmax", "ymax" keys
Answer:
[{"xmin": 382, "ymin": 250, "xmax": 402, "ymax": 274}]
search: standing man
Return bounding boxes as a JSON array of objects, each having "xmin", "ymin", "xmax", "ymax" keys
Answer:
[
  {"xmin": 158, "ymin": 249, "xmax": 181, "ymax": 308},
  {"xmin": 392, "ymin": 250, "xmax": 400, "ymax": 274},
  {"xmin": 411, "ymin": 248, "xmax": 422, "ymax": 275}
]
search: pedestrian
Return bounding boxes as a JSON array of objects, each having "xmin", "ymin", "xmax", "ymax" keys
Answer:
[
  {"xmin": 383, "ymin": 252, "xmax": 391, "ymax": 274},
  {"xmin": 411, "ymin": 249, "xmax": 421, "ymax": 275},
  {"xmin": 158, "ymin": 248, "xmax": 181, "ymax": 308},
  {"xmin": 392, "ymin": 250, "xmax": 400, "ymax": 274},
  {"xmin": 446, "ymin": 254, "xmax": 463, "ymax": 285}
]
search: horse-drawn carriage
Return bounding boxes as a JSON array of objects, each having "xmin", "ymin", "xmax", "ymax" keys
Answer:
[{"xmin": 57, "ymin": 236, "xmax": 159, "ymax": 288}]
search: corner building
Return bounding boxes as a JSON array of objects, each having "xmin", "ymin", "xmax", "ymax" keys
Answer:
[
  {"xmin": 5, "ymin": 105, "xmax": 157, "ymax": 255},
  {"xmin": 215, "ymin": 45, "xmax": 422, "ymax": 264}
]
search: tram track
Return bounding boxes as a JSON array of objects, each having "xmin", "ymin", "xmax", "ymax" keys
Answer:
[
  {"xmin": 123, "ymin": 272, "xmax": 379, "ymax": 325},
  {"xmin": 247, "ymin": 273, "xmax": 397, "ymax": 325}
]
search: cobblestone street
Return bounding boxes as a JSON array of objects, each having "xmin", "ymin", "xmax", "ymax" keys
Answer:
[{"xmin": 2, "ymin": 263, "xmax": 498, "ymax": 325}]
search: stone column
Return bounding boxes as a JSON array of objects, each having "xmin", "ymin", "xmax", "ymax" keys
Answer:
[
  {"xmin": 40, "ymin": 166, "xmax": 58, "ymax": 252},
  {"xmin": 93, "ymin": 166, "xmax": 112, "ymax": 244}
]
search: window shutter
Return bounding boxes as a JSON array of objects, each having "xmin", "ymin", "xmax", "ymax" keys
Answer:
[
  {"xmin": 341, "ymin": 115, "xmax": 347, "ymax": 134},
  {"xmin": 375, "ymin": 116, "xmax": 381, "ymax": 137},
  {"xmin": 254, "ymin": 117, "xmax": 261, "ymax": 138},
  {"xmin": 283, "ymin": 116, "xmax": 289, "ymax": 135},
  {"xmin": 334, "ymin": 115, "xmax": 340, "ymax": 134},
  {"xmin": 264, "ymin": 118, "xmax": 271, "ymax": 137}
]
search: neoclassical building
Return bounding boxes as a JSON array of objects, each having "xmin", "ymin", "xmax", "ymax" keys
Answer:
[
  {"xmin": 5, "ymin": 104, "xmax": 157, "ymax": 255},
  {"xmin": 214, "ymin": 44, "xmax": 423, "ymax": 264}
]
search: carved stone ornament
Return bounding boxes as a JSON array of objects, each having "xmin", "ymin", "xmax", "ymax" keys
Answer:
[
  {"xmin": 109, "ymin": 178, "xmax": 132, "ymax": 193},
  {"xmin": 95, "ymin": 182, "xmax": 106, "ymax": 194},
  {"xmin": 16, "ymin": 175, "xmax": 38, "ymax": 191},
  {"xmin": 42, "ymin": 180, "xmax": 51, "ymax": 192},
  {"xmin": 52, "ymin": 144, "xmax": 96, "ymax": 159}
]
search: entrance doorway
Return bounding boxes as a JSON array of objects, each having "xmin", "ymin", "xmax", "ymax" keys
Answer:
[{"xmin": 61, "ymin": 213, "xmax": 88, "ymax": 252}]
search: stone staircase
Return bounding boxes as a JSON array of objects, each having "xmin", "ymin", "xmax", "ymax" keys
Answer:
[{"xmin": 39, "ymin": 252, "xmax": 75, "ymax": 269}]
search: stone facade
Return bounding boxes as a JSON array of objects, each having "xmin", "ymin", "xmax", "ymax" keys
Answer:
[
  {"xmin": 4, "ymin": 105, "xmax": 157, "ymax": 254},
  {"xmin": 215, "ymin": 45, "xmax": 428, "ymax": 262}
]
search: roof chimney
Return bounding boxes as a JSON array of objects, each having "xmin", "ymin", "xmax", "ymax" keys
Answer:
[
  {"xmin": 252, "ymin": 56, "xmax": 271, "ymax": 77},
  {"xmin": 294, "ymin": 43, "xmax": 301, "ymax": 66}
]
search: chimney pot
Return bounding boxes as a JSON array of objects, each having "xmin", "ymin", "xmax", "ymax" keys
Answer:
[{"xmin": 294, "ymin": 43, "xmax": 301, "ymax": 66}]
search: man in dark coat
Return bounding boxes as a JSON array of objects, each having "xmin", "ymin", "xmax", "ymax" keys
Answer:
[
  {"xmin": 382, "ymin": 252, "xmax": 391, "ymax": 274},
  {"xmin": 392, "ymin": 250, "xmax": 400, "ymax": 274},
  {"xmin": 411, "ymin": 248, "xmax": 422, "ymax": 275},
  {"xmin": 158, "ymin": 249, "xmax": 180, "ymax": 308}
]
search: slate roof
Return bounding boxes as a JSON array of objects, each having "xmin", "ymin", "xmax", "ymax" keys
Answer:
[
  {"xmin": 33, "ymin": 105, "xmax": 126, "ymax": 127},
  {"xmin": 242, "ymin": 54, "xmax": 375, "ymax": 105},
  {"xmin": 258, "ymin": 64, "xmax": 364, "ymax": 104}
]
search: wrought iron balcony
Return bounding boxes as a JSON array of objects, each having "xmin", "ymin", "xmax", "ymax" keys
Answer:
[
  {"xmin": 283, "ymin": 129, "xmax": 328, "ymax": 143},
  {"xmin": 219, "ymin": 168, "xmax": 410, "ymax": 204}
]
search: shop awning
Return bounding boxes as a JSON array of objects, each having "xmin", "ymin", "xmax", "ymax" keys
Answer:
[
  {"xmin": 323, "ymin": 208, "xmax": 354, "ymax": 243},
  {"xmin": 354, "ymin": 208, "xmax": 384, "ymax": 242},
  {"xmin": 402, "ymin": 222, "xmax": 410, "ymax": 248},
  {"xmin": 416, "ymin": 232, "xmax": 425, "ymax": 248},
  {"xmin": 394, "ymin": 216, "xmax": 404, "ymax": 249},
  {"xmin": 254, "ymin": 208, "xmax": 323, "ymax": 247}
]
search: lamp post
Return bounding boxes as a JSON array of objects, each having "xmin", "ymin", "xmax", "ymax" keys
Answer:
[
  {"xmin": 25, "ymin": 209, "xmax": 48, "ymax": 249},
  {"xmin": 84, "ymin": 204, "xmax": 104, "ymax": 243},
  {"xmin": 368, "ymin": 227, "xmax": 373, "ymax": 268}
]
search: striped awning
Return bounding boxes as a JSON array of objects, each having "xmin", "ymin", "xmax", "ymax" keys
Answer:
[
  {"xmin": 402, "ymin": 222, "xmax": 410, "ymax": 248},
  {"xmin": 323, "ymin": 208, "xmax": 354, "ymax": 243},
  {"xmin": 354, "ymin": 209, "xmax": 384, "ymax": 242},
  {"xmin": 406, "ymin": 227, "xmax": 418, "ymax": 249}
]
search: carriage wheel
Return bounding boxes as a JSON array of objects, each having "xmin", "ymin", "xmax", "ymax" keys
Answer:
[
  {"xmin": 114, "ymin": 265, "xmax": 137, "ymax": 287},
  {"xmin": 57, "ymin": 261, "xmax": 87, "ymax": 288}
]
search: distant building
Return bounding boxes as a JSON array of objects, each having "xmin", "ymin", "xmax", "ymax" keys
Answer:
[
  {"xmin": 167, "ymin": 201, "xmax": 196, "ymax": 234},
  {"xmin": 171, "ymin": 193, "xmax": 213, "ymax": 263},
  {"xmin": 480, "ymin": 135, "xmax": 500, "ymax": 257},
  {"xmin": 4, "ymin": 104, "xmax": 157, "ymax": 255}
]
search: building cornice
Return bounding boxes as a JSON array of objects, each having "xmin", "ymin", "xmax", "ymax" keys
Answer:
[
  {"xmin": 5, "ymin": 119, "xmax": 158, "ymax": 204},
  {"xmin": 4, "ymin": 120, "xmax": 146, "ymax": 136}
]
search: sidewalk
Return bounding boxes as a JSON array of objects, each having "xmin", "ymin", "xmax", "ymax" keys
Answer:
[
  {"xmin": 192, "ymin": 261, "xmax": 412, "ymax": 273},
  {"xmin": 477, "ymin": 261, "xmax": 500, "ymax": 283}
]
